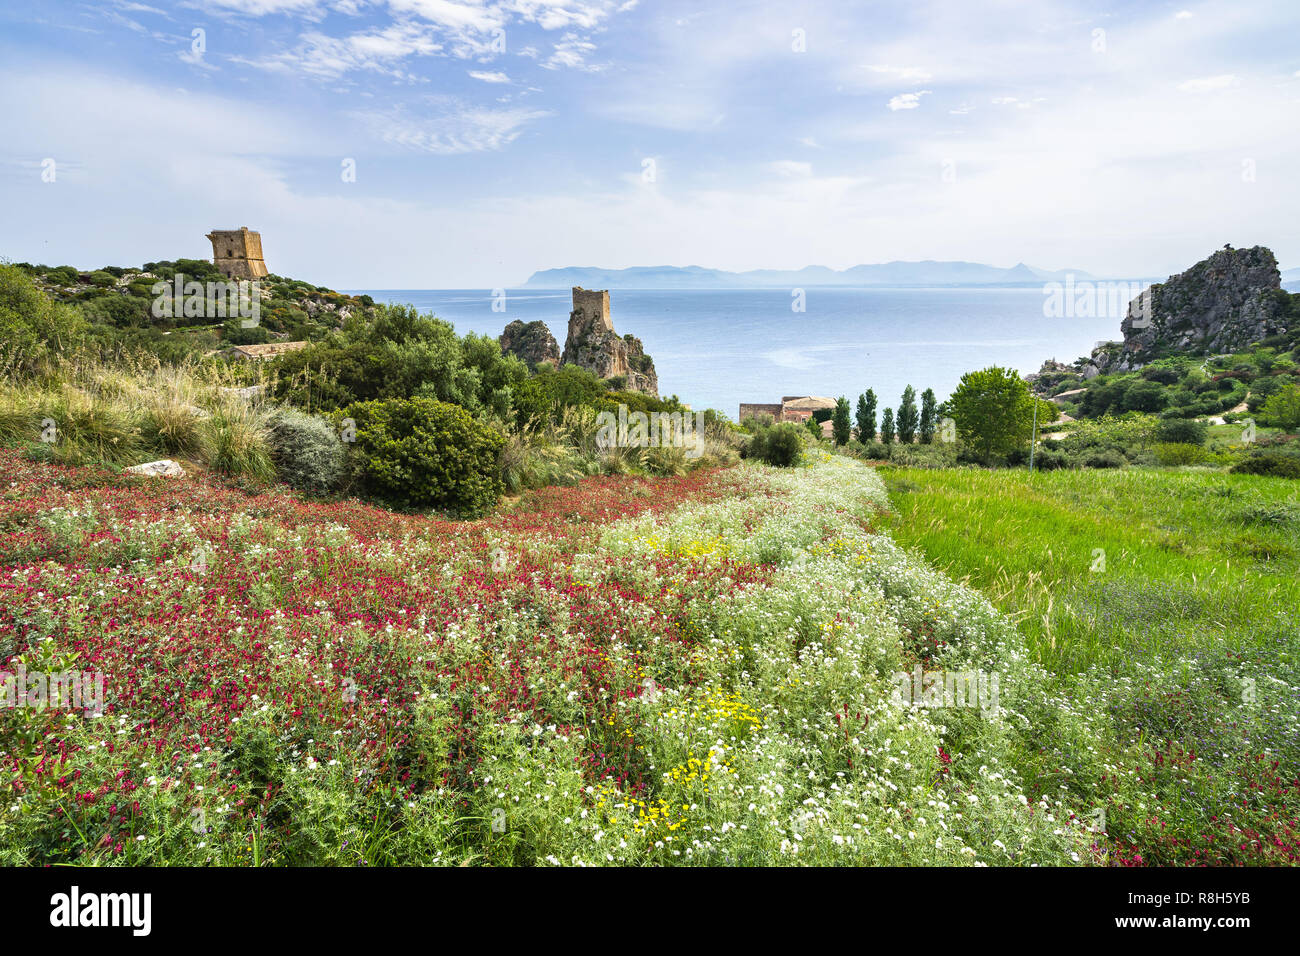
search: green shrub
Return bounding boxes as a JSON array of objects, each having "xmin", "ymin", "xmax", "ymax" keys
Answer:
[
  {"xmin": 1032, "ymin": 448, "xmax": 1070, "ymax": 470},
  {"xmin": 742, "ymin": 421, "xmax": 803, "ymax": 467},
  {"xmin": 1154, "ymin": 418, "xmax": 1208, "ymax": 445},
  {"xmin": 1153, "ymin": 442, "xmax": 1214, "ymax": 466},
  {"xmin": 860, "ymin": 441, "xmax": 890, "ymax": 461},
  {"xmin": 1259, "ymin": 383, "xmax": 1300, "ymax": 432},
  {"xmin": 339, "ymin": 397, "xmax": 504, "ymax": 515},
  {"xmin": 1084, "ymin": 448, "xmax": 1127, "ymax": 469},
  {"xmin": 266, "ymin": 407, "xmax": 345, "ymax": 494},
  {"xmin": 1231, "ymin": 449, "xmax": 1300, "ymax": 478},
  {"xmin": 0, "ymin": 264, "xmax": 89, "ymax": 375}
]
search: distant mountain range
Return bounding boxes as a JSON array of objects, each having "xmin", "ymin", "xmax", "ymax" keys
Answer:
[
  {"xmin": 1283, "ymin": 267, "xmax": 1300, "ymax": 291},
  {"xmin": 523, "ymin": 261, "xmax": 1094, "ymax": 289}
]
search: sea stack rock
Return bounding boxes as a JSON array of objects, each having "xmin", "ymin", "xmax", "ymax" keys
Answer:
[
  {"xmin": 500, "ymin": 319, "xmax": 561, "ymax": 370},
  {"xmin": 560, "ymin": 287, "xmax": 658, "ymax": 395}
]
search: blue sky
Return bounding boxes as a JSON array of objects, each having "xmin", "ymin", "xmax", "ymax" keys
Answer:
[{"xmin": 2, "ymin": 0, "xmax": 1298, "ymax": 287}]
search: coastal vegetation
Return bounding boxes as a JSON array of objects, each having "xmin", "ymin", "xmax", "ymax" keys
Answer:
[{"xmin": 2, "ymin": 246, "xmax": 1298, "ymax": 868}]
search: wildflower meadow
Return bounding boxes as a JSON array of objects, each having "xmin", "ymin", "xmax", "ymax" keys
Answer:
[{"xmin": 1, "ymin": 448, "xmax": 1116, "ymax": 866}]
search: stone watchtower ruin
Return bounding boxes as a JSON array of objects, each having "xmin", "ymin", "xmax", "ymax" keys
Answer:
[
  {"xmin": 568, "ymin": 287, "xmax": 614, "ymax": 338},
  {"xmin": 206, "ymin": 227, "xmax": 269, "ymax": 279},
  {"xmin": 561, "ymin": 287, "xmax": 659, "ymax": 395}
]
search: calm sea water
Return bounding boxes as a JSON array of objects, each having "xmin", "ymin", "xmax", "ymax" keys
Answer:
[{"xmin": 347, "ymin": 288, "xmax": 1122, "ymax": 416}]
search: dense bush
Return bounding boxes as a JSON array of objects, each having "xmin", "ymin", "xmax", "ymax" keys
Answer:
[
  {"xmin": 273, "ymin": 304, "xmax": 526, "ymax": 416},
  {"xmin": 742, "ymin": 421, "xmax": 804, "ymax": 467},
  {"xmin": 1033, "ymin": 448, "xmax": 1070, "ymax": 470},
  {"xmin": 1154, "ymin": 417, "xmax": 1208, "ymax": 445},
  {"xmin": 266, "ymin": 407, "xmax": 345, "ymax": 494},
  {"xmin": 0, "ymin": 264, "xmax": 89, "ymax": 375},
  {"xmin": 1153, "ymin": 442, "xmax": 1216, "ymax": 466},
  {"xmin": 339, "ymin": 397, "xmax": 505, "ymax": 515},
  {"xmin": 1084, "ymin": 448, "xmax": 1127, "ymax": 469},
  {"xmin": 1231, "ymin": 449, "xmax": 1300, "ymax": 478},
  {"xmin": 1259, "ymin": 383, "xmax": 1300, "ymax": 432}
]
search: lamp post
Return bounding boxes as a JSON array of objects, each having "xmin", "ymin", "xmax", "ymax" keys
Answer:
[{"xmin": 1029, "ymin": 397, "xmax": 1039, "ymax": 472}]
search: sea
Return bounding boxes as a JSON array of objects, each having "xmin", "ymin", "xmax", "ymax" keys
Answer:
[{"xmin": 346, "ymin": 287, "xmax": 1124, "ymax": 417}]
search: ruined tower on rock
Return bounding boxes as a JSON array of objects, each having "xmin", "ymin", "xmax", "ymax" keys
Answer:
[
  {"xmin": 560, "ymin": 287, "xmax": 658, "ymax": 395},
  {"xmin": 207, "ymin": 227, "xmax": 269, "ymax": 279}
]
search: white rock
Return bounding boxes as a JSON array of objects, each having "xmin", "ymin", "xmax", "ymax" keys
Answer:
[{"xmin": 125, "ymin": 459, "xmax": 185, "ymax": 478}]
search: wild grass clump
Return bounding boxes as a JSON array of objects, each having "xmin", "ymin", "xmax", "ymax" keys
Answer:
[
  {"xmin": 26, "ymin": 385, "xmax": 144, "ymax": 467},
  {"xmin": 202, "ymin": 399, "xmax": 275, "ymax": 484},
  {"xmin": 137, "ymin": 370, "xmax": 210, "ymax": 459}
]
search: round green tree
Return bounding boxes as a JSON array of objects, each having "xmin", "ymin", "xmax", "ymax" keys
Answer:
[
  {"xmin": 947, "ymin": 366, "xmax": 1038, "ymax": 463},
  {"xmin": 1260, "ymin": 383, "xmax": 1300, "ymax": 432}
]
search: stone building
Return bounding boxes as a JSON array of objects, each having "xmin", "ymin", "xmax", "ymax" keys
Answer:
[
  {"xmin": 738, "ymin": 395, "xmax": 836, "ymax": 424},
  {"xmin": 207, "ymin": 227, "xmax": 269, "ymax": 279}
]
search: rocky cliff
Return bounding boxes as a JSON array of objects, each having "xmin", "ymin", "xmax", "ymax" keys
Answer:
[
  {"xmin": 559, "ymin": 287, "xmax": 658, "ymax": 395},
  {"xmin": 499, "ymin": 319, "xmax": 560, "ymax": 370},
  {"xmin": 1086, "ymin": 245, "xmax": 1286, "ymax": 375}
]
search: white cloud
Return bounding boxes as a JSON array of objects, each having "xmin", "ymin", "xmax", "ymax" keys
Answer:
[
  {"xmin": 198, "ymin": 0, "xmax": 323, "ymax": 15},
  {"xmin": 469, "ymin": 69, "xmax": 510, "ymax": 82},
  {"xmin": 506, "ymin": 0, "xmax": 631, "ymax": 31},
  {"xmin": 1178, "ymin": 73, "xmax": 1240, "ymax": 92},
  {"xmin": 887, "ymin": 90, "xmax": 930, "ymax": 111},
  {"xmin": 767, "ymin": 160, "xmax": 812, "ymax": 178},
  {"xmin": 543, "ymin": 32, "xmax": 601, "ymax": 70},
  {"xmin": 861, "ymin": 63, "xmax": 933, "ymax": 83},
  {"xmin": 1175, "ymin": 10, "xmax": 1194, "ymax": 18},
  {"xmin": 233, "ymin": 22, "xmax": 443, "ymax": 77},
  {"xmin": 351, "ymin": 99, "xmax": 550, "ymax": 153},
  {"xmin": 386, "ymin": 0, "xmax": 504, "ymax": 33},
  {"xmin": 178, "ymin": 48, "xmax": 220, "ymax": 71}
]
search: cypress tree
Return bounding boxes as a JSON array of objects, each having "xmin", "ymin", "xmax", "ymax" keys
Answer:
[
  {"xmin": 857, "ymin": 389, "xmax": 877, "ymax": 442},
  {"xmin": 919, "ymin": 388, "xmax": 937, "ymax": 443},
  {"xmin": 832, "ymin": 396, "xmax": 852, "ymax": 446},
  {"xmin": 897, "ymin": 386, "xmax": 918, "ymax": 444}
]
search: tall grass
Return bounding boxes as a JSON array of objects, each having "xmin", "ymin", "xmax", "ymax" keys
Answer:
[
  {"xmin": 202, "ymin": 398, "xmax": 275, "ymax": 483},
  {"xmin": 880, "ymin": 467, "xmax": 1300, "ymax": 672},
  {"xmin": 0, "ymin": 353, "xmax": 275, "ymax": 480}
]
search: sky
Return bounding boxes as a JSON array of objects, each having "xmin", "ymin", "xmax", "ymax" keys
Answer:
[{"xmin": 1, "ymin": 0, "xmax": 1298, "ymax": 288}]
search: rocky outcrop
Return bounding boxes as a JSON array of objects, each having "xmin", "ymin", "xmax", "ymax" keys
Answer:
[
  {"xmin": 1088, "ymin": 245, "xmax": 1286, "ymax": 374},
  {"xmin": 1025, "ymin": 359, "xmax": 1084, "ymax": 396},
  {"xmin": 499, "ymin": 319, "xmax": 561, "ymax": 370},
  {"xmin": 560, "ymin": 287, "xmax": 658, "ymax": 395}
]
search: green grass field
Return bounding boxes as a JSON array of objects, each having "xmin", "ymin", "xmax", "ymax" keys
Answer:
[
  {"xmin": 881, "ymin": 467, "xmax": 1299, "ymax": 673},
  {"xmin": 880, "ymin": 466, "xmax": 1300, "ymax": 864}
]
